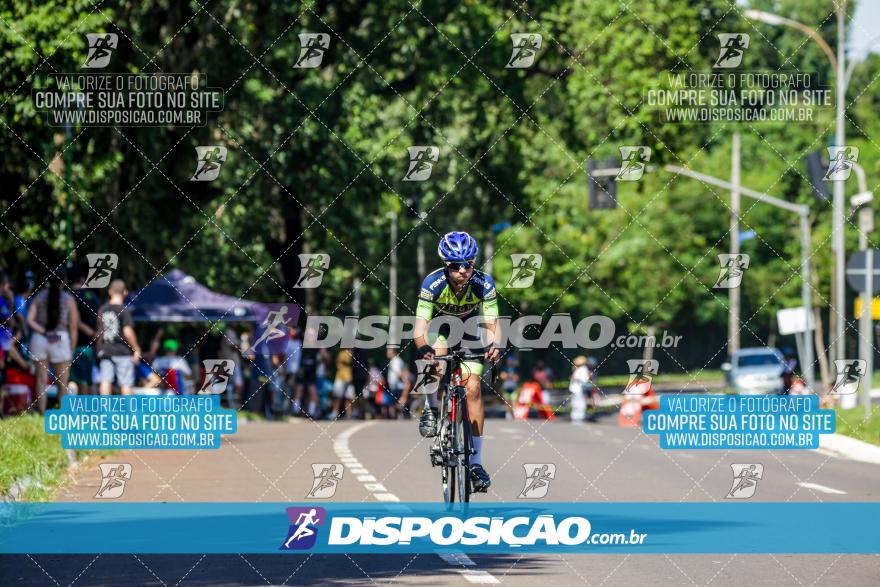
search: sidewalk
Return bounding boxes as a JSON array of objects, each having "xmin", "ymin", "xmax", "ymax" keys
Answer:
[{"xmin": 819, "ymin": 433, "xmax": 880, "ymax": 465}]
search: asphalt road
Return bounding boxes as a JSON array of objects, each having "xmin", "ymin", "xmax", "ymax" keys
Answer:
[{"xmin": 3, "ymin": 413, "xmax": 879, "ymax": 586}]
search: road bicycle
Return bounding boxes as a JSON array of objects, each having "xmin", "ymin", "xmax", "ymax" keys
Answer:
[{"xmin": 428, "ymin": 350, "xmax": 490, "ymax": 503}]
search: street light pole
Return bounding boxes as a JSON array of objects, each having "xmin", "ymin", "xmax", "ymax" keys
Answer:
[
  {"xmin": 833, "ymin": 2, "xmax": 847, "ymax": 368},
  {"xmin": 729, "ymin": 132, "xmax": 742, "ymax": 356},
  {"xmin": 744, "ymin": 5, "xmax": 848, "ymax": 375},
  {"xmin": 850, "ymin": 163, "xmax": 872, "ymax": 415}
]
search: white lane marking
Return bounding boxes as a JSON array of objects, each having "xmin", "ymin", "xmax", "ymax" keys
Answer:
[
  {"xmin": 438, "ymin": 551, "xmax": 475, "ymax": 566},
  {"xmin": 356, "ymin": 474, "xmax": 377, "ymax": 482},
  {"xmin": 374, "ymin": 493, "xmax": 400, "ymax": 502},
  {"xmin": 338, "ymin": 421, "xmax": 502, "ymax": 585},
  {"xmin": 498, "ymin": 427, "xmax": 520, "ymax": 434},
  {"xmin": 459, "ymin": 570, "xmax": 500, "ymax": 584},
  {"xmin": 797, "ymin": 482, "xmax": 847, "ymax": 495}
]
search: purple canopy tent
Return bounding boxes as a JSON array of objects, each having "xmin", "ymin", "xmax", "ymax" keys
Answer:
[{"xmin": 126, "ymin": 269, "xmax": 262, "ymax": 322}]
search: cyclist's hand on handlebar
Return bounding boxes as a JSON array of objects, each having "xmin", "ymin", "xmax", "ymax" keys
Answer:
[
  {"xmin": 418, "ymin": 344, "xmax": 436, "ymax": 363},
  {"xmin": 485, "ymin": 346, "xmax": 500, "ymax": 363}
]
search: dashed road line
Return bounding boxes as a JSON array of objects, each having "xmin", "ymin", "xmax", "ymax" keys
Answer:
[
  {"xmin": 334, "ymin": 421, "xmax": 501, "ymax": 585},
  {"xmin": 796, "ymin": 482, "xmax": 846, "ymax": 495}
]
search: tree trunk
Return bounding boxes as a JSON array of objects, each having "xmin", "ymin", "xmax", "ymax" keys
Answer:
[{"xmin": 277, "ymin": 198, "xmax": 306, "ymax": 321}]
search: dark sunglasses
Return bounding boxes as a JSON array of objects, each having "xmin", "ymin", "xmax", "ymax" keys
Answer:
[{"xmin": 445, "ymin": 260, "xmax": 475, "ymax": 271}]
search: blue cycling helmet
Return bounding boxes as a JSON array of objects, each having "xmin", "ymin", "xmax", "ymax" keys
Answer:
[{"xmin": 438, "ymin": 231, "xmax": 478, "ymax": 262}]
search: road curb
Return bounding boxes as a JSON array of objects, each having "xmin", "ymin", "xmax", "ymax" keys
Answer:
[{"xmin": 819, "ymin": 433, "xmax": 880, "ymax": 465}]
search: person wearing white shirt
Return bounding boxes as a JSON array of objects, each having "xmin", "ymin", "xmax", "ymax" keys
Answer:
[{"xmin": 569, "ymin": 356, "xmax": 591, "ymax": 423}]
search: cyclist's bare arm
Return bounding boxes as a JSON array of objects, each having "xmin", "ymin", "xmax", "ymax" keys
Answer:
[
  {"xmin": 414, "ymin": 316, "xmax": 440, "ymax": 360},
  {"xmin": 482, "ymin": 318, "xmax": 500, "ymax": 362}
]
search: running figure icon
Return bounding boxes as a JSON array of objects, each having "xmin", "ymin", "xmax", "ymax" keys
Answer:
[
  {"xmin": 518, "ymin": 463, "xmax": 556, "ymax": 498},
  {"xmin": 726, "ymin": 463, "xmax": 763, "ymax": 499},
  {"xmin": 308, "ymin": 464, "xmax": 344, "ymax": 498},
  {"xmin": 714, "ymin": 33, "xmax": 749, "ymax": 68},
  {"xmin": 253, "ymin": 305, "xmax": 292, "ymax": 349},
  {"xmin": 284, "ymin": 508, "xmax": 320, "ymax": 548}
]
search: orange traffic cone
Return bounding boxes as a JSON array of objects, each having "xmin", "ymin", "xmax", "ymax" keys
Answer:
[{"xmin": 618, "ymin": 397, "xmax": 643, "ymax": 427}]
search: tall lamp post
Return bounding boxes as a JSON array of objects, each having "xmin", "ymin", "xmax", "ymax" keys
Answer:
[{"xmin": 745, "ymin": 4, "xmax": 848, "ymax": 369}]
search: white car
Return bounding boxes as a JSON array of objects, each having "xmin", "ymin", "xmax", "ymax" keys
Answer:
[{"xmin": 722, "ymin": 348, "xmax": 786, "ymax": 394}]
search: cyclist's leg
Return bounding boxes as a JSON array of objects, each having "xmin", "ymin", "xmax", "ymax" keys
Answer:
[
  {"xmin": 463, "ymin": 372, "xmax": 484, "ymax": 463},
  {"xmin": 418, "ymin": 332, "xmax": 447, "ymax": 437},
  {"xmin": 463, "ymin": 372, "xmax": 490, "ymax": 491}
]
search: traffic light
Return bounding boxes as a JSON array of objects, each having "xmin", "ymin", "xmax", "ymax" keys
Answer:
[
  {"xmin": 805, "ymin": 150, "xmax": 830, "ymax": 202},
  {"xmin": 588, "ymin": 158, "xmax": 618, "ymax": 209}
]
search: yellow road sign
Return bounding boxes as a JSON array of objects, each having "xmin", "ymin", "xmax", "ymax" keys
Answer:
[{"xmin": 854, "ymin": 295, "xmax": 880, "ymax": 319}]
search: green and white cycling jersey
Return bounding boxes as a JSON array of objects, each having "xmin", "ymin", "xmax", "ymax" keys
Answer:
[{"xmin": 416, "ymin": 267, "xmax": 499, "ymax": 321}]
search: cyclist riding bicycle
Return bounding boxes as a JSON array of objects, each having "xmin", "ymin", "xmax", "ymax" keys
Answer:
[{"xmin": 414, "ymin": 231, "xmax": 500, "ymax": 493}]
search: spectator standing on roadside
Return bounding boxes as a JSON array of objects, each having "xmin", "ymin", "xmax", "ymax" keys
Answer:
[
  {"xmin": 12, "ymin": 270, "xmax": 34, "ymax": 339},
  {"xmin": 0, "ymin": 270, "xmax": 15, "ymax": 366},
  {"xmin": 219, "ymin": 327, "xmax": 245, "ymax": 407},
  {"xmin": 27, "ymin": 266, "xmax": 79, "ymax": 413},
  {"xmin": 96, "ymin": 279, "xmax": 141, "ymax": 396},
  {"xmin": 332, "ymin": 347, "xmax": 355, "ymax": 419},
  {"xmin": 500, "ymin": 354, "xmax": 520, "ymax": 420},
  {"xmin": 284, "ymin": 325, "xmax": 302, "ymax": 412},
  {"xmin": 294, "ymin": 325, "xmax": 322, "ymax": 419},
  {"xmin": 384, "ymin": 347, "xmax": 405, "ymax": 420},
  {"xmin": 351, "ymin": 346, "xmax": 370, "ymax": 419},
  {"xmin": 68, "ymin": 266, "xmax": 101, "ymax": 395},
  {"xmin": 569, "ymin": 356, "xmax": 591, "ymax": 423}
]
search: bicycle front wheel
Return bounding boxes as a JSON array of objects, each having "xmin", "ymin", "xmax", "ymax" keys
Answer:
[
  {"xmin": 453, "ymin": 388, "xmax": 472, "ymax": 503},
  {"xmin": 440, "ymin": 415, "xmax": 454, "ymax": 503}
]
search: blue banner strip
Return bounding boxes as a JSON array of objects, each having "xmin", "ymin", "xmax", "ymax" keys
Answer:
[{"xmin": 1, "ymin": 503, "xmax": 878, "ymax": 554}]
